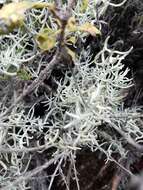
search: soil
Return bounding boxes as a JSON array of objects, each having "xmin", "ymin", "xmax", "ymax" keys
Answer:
[{"xmin": 58, "ymin": 151, "xmax": 117, "ymax": 190}]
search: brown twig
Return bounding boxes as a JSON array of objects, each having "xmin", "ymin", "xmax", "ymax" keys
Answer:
[
  {"xmin": 68, "ymin": 0, "xmax": 76, "ymax": 10},
  {"xmin": 54, "ymin": 0, "xmax": 62, "ymax": 8},
  {"xmin": 112, "ymin": 175, "xmax": 122, "ymax": 190}
]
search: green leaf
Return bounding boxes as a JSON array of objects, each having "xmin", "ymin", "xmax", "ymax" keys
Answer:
[
  {"xmin": 78, "ymin": 22, "xmax": 101, "ymax": 36},
  {"xmin": 66, "ymin": 17, "xmax": 101, "ymax": 37},
  {"xmin": 0, "ymin": 1, "xmax": 33, "ymax": 34},
  {"xmin": 66, "ymin": 47, "xmax": 76, "ymax": 61},
  {"xmin": 0, "ymin": 1, "xmax": 55, "ymax": 34},
  {"xmin": 32, "ymin": 2, "xmax": 55, "ymax": 10},
  {"xmin": 80, "ymin": 0, "xmax": 88, "ymax": 13},
  {"xmin": 36, "ymin": 28, "xmax": 59, "ymax": 51},
  {"xmin": 66, "ymin": 17, "xmax": 77, "ymax": 32},
  {"xmin": 66, "ymin": 36, "xmax": 76, "ymax": 46},
  {"xmin": 17, "ymin": 68, "xmax": 31, "ymax": 80}
]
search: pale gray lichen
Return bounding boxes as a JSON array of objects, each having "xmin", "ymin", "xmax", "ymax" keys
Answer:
[{"xmin": 0, "ymin": 0, "xmax": 142, "ymax": 190}]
